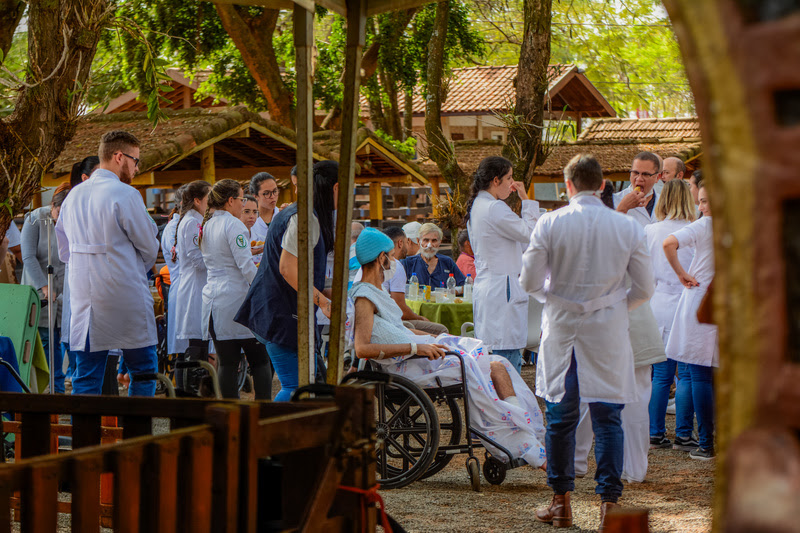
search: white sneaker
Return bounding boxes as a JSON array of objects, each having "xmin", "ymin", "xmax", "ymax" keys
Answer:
[{"xmin": 666, "ymin": 397, "xmax": 676, "ymax": 415}]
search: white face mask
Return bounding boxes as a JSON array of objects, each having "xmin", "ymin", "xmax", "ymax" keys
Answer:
[{"xmin": 383, "ymin": 256, "xmax": 397, "ymax": 283}]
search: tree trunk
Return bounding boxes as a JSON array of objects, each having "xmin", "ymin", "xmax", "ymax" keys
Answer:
[
  {"xmin": 0, "ymin": 0, "xmax": 24, "ymax": 60},
  {"xmin": 365, "ymin": 76, "xmax": 387, "ymax": 133},
  {"xmin": 404, "ymin": 90, "xmax": 413, "ymax": 140},
  {"xmin": 215, "ymin": 4, "xmax": 295, "ymax": 128},
  {"xmin": 0, "ymin": 0, "xmax": 108, "ymax": 242},
  {"xmin": 380, "ymin": 66, "xmax": 403, "ymax": 140},
  {"xmin": 501, "ymin": 0, "xmax": 552, "ymax": 188}
]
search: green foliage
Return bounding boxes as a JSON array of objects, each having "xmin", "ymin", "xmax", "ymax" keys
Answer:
[
  {"xmin": 472, "ymin": 0, "xmax": 693, "ymax": 117},
  {"xmin": 373, "ymin": 129, "xmax": 417, "ymax": 158},
  {"xmin": 0, "ymin": 32, "xmax": 29, "ymax": 116}
]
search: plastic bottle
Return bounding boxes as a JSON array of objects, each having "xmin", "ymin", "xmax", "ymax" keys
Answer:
[
  {"xmin": 446, "ymin": 273, "xmax": 456, "ymax": 301},
  {"xmin": 464, "ymin": 274, "xmax": 473, "ymax": 302},
  {"xmin": 409, "ymin": 273, "xmax": 419, "ymax": 300}
]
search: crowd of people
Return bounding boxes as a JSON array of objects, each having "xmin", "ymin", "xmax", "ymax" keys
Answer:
[{"xmin": 2, "ymin": 127, "xmax": 717, "ymax": 530}]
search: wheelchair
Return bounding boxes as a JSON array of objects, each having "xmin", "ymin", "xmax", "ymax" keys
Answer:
[{"xmin": 340, "ymin": 350, "xmax": 529, "ymax": 491}]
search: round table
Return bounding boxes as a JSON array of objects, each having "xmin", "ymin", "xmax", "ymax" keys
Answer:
[{"xmin": 406, "ymin": 299, "xmax": 474, "ymax": 335}]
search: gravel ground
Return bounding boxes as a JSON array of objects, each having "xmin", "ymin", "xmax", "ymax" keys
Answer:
[
  {"xmin": 25, "ymin": 365, "xmax": 711, "ymax": 532},
  {"xmin": 380, "ymin": 365, "xmax": 714, "ymax": 533}
]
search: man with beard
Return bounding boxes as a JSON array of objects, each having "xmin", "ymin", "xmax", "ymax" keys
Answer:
[
  {"xmin": 400, "ymin": 222, "xmax": 466, "ymax": 290},
  {"xmin": 55, "ymin": 130, "xmax": 160, "ymax": 396}
]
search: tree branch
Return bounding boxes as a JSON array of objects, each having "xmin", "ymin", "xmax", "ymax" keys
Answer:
[{"xmin": 0, "ymin": 0, "xmax": 24, "ymax": 62}]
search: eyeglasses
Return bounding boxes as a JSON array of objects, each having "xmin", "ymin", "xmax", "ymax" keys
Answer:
[
  {"xmin": 119, "ymin": 152, "xmax": 140, "ymax": 167},
  {"xmin": 260, "ymin": 189, "xmax": 279, "ymax": 198},
  {"xmin": 630, "ymin": 170, "xmax": 658, "ymax": 178},
  {"xmin": 234, "ymin": 196, "xmax": 249, "ymax": 205}
]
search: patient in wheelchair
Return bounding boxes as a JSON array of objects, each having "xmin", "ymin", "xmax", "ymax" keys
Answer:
[{"xmin": 350, "ymin": 228, "xmax": 546, "ymax": 469}]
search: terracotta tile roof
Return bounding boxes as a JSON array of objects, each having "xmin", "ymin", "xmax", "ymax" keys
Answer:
[
  {"xmin": 357, "ymin": 64, "xmax": 614, "ymax": 117},
  {"xmin": 578, "ymin": 117, "xmax": 700, "ymax": 142},
  {"xmin": 52, "ymin": 106, "xmax": 335, "ymax": 175},
  {"xmin": 419, "ymin": 137, "xmax": 702, "ymax": 180}
]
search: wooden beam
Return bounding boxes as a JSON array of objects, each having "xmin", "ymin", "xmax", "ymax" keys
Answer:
[
  {"xmin": 132, "ymin": 172, "xmax": 155, "ymax": 187},
  {"xmin": 236, "ymin": 138, "xmax": 294, "ymax": 165},
  {"xmin": 201, "ymin": 146, "xmax": 215, "ymax": 184},
  {"xmin": 328, "ymin": 0, "xmax": 367, "ymax": 386},
  {"xmin": 161, "ymin": 121, "xmax": 252, "ymax": 171},
  {"xmin": 527, "ymin": 181, "xmax": 536, "ymax": 200},
  {"xmin": 368, "ymin": 182, "xmax": 383, "ymax": 221},
  {"xmin": 153, "ymin": 167, "xmax": 291, "ymax": 183},
  {"xmin": 294, "ymin": 4, "xmax": 315, "ymax": 389},
  {"xmin": 214, "ymin": 144, "xmax": 263, "ymax": 167},
  {"xmin": 366, "ymin": 0, "xmax": 436, "ymax": 16}
]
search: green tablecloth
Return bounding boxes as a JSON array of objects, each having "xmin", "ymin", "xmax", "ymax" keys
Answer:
[{"xmin": 406, "ymin": 299, "xmax": 474, "ymax": 335}]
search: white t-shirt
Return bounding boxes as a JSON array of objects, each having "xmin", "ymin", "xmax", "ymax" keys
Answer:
[
  {"xmin": 6, "ymin": 220, "xmax": 20, "ymax": 248},
  {"xmin": 281, "ymin": 213, "xmax": 321, "ymax": 257},
  {"xmin": 354, "ymin": 259, "xmax": 407, "ymax": 294}
]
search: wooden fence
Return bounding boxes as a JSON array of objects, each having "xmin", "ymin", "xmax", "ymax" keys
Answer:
[{"xmin": 0, "ymin": 386, "xmax": 376, "ymax": 532}]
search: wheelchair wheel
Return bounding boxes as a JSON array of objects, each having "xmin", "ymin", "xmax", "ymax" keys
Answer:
[
  {"xmin": 419, "ymin": 396, "xmax": 462, "ymax": 480},
  {"xmin": 482, "ymin": 455, "xmax": 507, "ymax": 485},
  {"xmin": 466, "ymin": 456, "xmax": 481, "ymax": 492},
  {"xmin": 342, "ymin": 371, "xmax": 440, "ymax": 490}
]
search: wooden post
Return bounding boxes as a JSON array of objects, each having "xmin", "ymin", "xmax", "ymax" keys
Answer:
[
  {"xmin": 201, "ymin": 146, "xmax": 215, "ymax": 184},
  {"xmin": 328, "ymin": 0, "xmax": 367, "ymax": 385},
  {"xmin": 476, "ymin": 116, "xmax": 483, "ymax": 140},
  {"xmin": 369, "ymin": 182, "xmax": 383, "ymax": 222},
  {"xmin": 294, "ymin": 4, "xmax": 315, "ymax": 388},
  {"xmin": 575, "ymin": 112, "xmax": 583, "ymax": 137}
]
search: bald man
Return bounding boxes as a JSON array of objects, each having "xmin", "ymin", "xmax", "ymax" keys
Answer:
[{"xmin": 661, "ymin": 157, "xmax": 686, "ymax": 182}]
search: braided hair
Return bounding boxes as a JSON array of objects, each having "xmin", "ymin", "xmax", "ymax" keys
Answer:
[
  {"xmin": 199, "ymin": 179, "xmax": 242, "ymax": 247},
  {"xmin": 172, "ymin": 181, "xmax": 210, "ymax": 262},
  {"xmin": 463, "ymin": 156, "xmax": 513, "ymax": 225}
]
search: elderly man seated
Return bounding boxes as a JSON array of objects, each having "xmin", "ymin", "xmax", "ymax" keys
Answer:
[
  {"xmin": 350, "ymin": 228, "xmax": 547, "ymax": 468},
  {"xmin": 401, "ymin": 222, "xmax": 466, "ymax": 290}
]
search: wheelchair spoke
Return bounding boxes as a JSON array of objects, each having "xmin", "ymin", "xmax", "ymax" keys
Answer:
[
  {"xmin": 376, "ymin": 384, "xmax": 387, "ymax": 424},
  {"xmin": 385, "ymin": 435, "xmax": 418, "ymax": 465},
  {"xmin": 386, "ymin": 396, "xmax": 414, "ymax": 426},
  {"xmin": 378, "ymin": 440, "xmax": 388, "ymax": 478}
]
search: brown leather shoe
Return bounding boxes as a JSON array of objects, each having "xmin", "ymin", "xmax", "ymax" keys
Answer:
[
  {"xmin": 598, "ymin": 501, "xmax": 619, "ymax": 532},
  {"xmin": 535, "ymin": 493, "xmax": 573, "ymax": 527}
]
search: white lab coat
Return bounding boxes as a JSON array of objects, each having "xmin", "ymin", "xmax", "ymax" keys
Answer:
[
  {"xmin": 160, "ymin": 214, "xmax": 188, "ymax": 355},
  {"xmin": 55, "ymin": 169, "xmax": 159, "ymax": 351},
  {"xmin": 613, "ymin": 185, "xmax": 659, "ymax": 228},
  {"xmin": 201, "ymin": 211, "xmax": 257, "ymax": 341},
  {"xmin": 520, "ymin": 193, "xmax": 654, "ymax": 403},
  {"xmin": 249, "ymin": 207, "xmax": 280, "ymax": 266},
  {"xmin": 644, "ymin": 219, "xmax": 694, "ymax": 345},
  {"xmin": 665, "ymin": 216, "xmax": 718, "ymax": 367},
  {"xmin": 174, "ymin": 209, "xmax": 207, "ymax": 340},
  {"xmin": 467, "ymin": 191, "xmax": 540, "ymax": 351}
]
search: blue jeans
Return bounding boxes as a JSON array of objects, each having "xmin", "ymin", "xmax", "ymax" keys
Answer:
[
  {"xmin": 688, "ymin": 363, "xmax": 715, "ymax": 449},
  {"xmin": 544, "ymin": 353, "xmax": 624, "ymax": 502},
  {"xmin": 61, "ymin": 342, "xmax": 76, "ymax": 380},
  {"xmin": 649, "ymin": 359, "xmax": 695, "ymax": 439},
  {"xmin": 265, "ymin": 341, "xmax": 298, "ymax": 402},
  {"xmin": 493, "ymin": 349, "xmax": 522, "ymax": 375},
  {"xmin": 71, "ymin": 340, "xmax": 157, "ymax": 397},
  {"xmin": 39, "ymin": 328, "xmax": 65, "ymax": 393}
]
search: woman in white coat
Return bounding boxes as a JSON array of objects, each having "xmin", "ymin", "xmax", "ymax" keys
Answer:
[
  {"xmin": 465, "ymin": 156, "xmax": 540, "ymax": 373},
  {"xmin": 173, "ymin": 180, "xmax": 212, "ymax": 390},
  {"xmin": 645, "ymin": 180, "xmax": 697, "ymax": 451},
  {"xmin": 663, "ymin": 184, "xmax": 717, "ymax": 460},
  {"xmin": 200, "ymin": 179, "xmax": 271, "ymax": 399},
  {"xmin": 160, "ymin": 185, "xmax": 189, "ymax": 361}
]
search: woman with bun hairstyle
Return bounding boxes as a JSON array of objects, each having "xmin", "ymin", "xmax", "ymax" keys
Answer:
[
  {"xmin": 200, "ymin": 179, "xmax": 271, "ymax": 399},
  {"xmin": 172, "ymin": 180, "xmax": 211, "ymax": 390}
]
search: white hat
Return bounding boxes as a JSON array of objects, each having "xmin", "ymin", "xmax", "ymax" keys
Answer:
[{"xmin": 402, "ymin": 221, "xmax": 422, "ymax": 243}]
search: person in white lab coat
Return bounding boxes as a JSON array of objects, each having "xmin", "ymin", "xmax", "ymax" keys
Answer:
[
  {"xmin": 465, "ymin": 156, "xmax": 540, "ymax": 374},
  {"xmin": 55, "ymin": 130, "xmax": 160, "ymax": 397},
  {"xmin": 645, "ymin": 180, "xmax": 697, "ymax": 452},
  {"xmin": 248, "ymin": 172, "xmax": 281, "ymax": 267},
  {"xmin": 160, "ymin": 185, "xmax": 188, "ymax": 361},
  {"xmin": 172, "ymin": 180, "xmax": 212, "ymax": 391},
  {"xmin": 663, "ymin": 184, "xmax": 717, "ymax": 461},
  {"xmin": 199, "ymin": 179, "xmax": 271, "ymax": 399},
  {"xmin": 520, "ymin": 154, "xmax": 654, "ymax": 530},
  {"xmin": 614, "ymin": 151, "xmax": 662, "ymax": 226}
]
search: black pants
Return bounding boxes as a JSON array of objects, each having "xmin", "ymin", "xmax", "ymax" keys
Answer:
[{"xmin": 209, "ymin": 315, "xmax": 272, "ymax": 400}]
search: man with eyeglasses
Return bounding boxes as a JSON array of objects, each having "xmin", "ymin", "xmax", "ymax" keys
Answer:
[
  {"xmin": 613, "ymin": 151, "xmax": 663, "ymax": 227},
  {"xmin": 55, "ymin": 130, "xmax": 160, "ymax": 397},
  {"xmin": 248, "ymin": 172, "xmax": 281, "ymax": 267}
]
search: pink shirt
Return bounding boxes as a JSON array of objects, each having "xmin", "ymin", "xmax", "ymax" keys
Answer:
[{"xmin": 456, "ymin": 253, "xmax": 477, "ymax": 280}]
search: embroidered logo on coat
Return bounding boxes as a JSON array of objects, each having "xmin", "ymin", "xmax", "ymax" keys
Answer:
[
  {"xmin": 192, "ymin": 235, "xmax": 199, "ymax": 247},
  {"xmin": 235, "ymin": 234, "xmax": 247, "ymax": 248}
]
